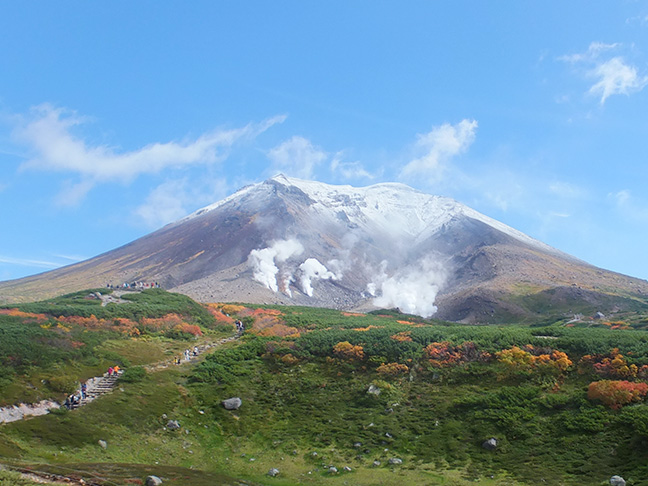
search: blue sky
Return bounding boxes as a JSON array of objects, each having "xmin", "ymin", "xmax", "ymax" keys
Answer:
[{"xmin": 2, "ymin": 2, "xmax": 648, "ymax": 282}]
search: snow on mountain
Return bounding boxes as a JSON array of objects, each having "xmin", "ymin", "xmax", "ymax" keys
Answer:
[{"xmin": 186, "ymin": 174, "xmax": 558, "ymax": 254}]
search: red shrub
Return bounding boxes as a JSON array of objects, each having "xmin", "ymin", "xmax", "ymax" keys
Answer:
[{"xmin": 587, "ymin": 380, "xmax": 648, "ymax": 409}]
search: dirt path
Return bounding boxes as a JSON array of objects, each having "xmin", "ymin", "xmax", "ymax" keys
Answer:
[{"xmin": 0, "ymin": 331, "xmax": 241, "ymax": 424}]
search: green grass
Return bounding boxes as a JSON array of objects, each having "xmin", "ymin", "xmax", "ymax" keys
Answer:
[{"xmin": 3, "ymin": 295, "xmax": 648, "ymax": 485}]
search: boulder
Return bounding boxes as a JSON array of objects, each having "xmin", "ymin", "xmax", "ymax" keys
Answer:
[
  {"xmin": 343, "ymin": 466, "xmax": 352, "ymax": 472},
  {"xmin": 328, "ymin": 466, "xmax": 338, "ymax": 474},
  {"xmin": 145, "ymin": 476, "xmax": 163, "ymax": 486},
  {"xmin": 367, "ymin": 384, "xmax": 381, "ymax": 396},
  {"xmin": 388, "ymin": 458, "xmax": 402, "ymax": 465},
  {"xmin": 610, "ymin": 476, "xmax": 626, "ymax": 486},
  {"xmin": 166, "ymin": 420, "xmax": 180, "ymax": 430},
  {"xmin": 222, "ymin": 397, "xmax": 242, "ymax": 410},
  {"xmin": 268, "ymin": 468, "xmax": 280, "ymax": 477},
  {"xmin": 372, "ymin": 460, "xmax": 381, "ymax": 467},
  {"xmin": 98, "ymin": 440, "xmax": 107, "ymax": 449},
  {"xmin": 482, "ymin": 438, "xmax": 497, "ymax": 450}
]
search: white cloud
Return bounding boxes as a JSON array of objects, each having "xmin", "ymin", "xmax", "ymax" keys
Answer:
[
  {"xmin": 12, "ymin": 104, "xmax": 285, "ymax": 200},
  {"xmin": 0, "ymin": 255, "xmax": 61, "ymax": 269},
  {"xmin": 400, "ymin": 119, "xmax": 477, "ymax": 179},
  {"xmin": 559, "ymin": 42, "xmax": 619, "ymax": 63},
  {"xmin": 330, "ymin": 154, "xmax": 375, "ymax": 180},
  {"xmin": 134, "ymin": 177, "xmax": 228, "ymax": 228},
  {"xmin": 54, "ymin": 179, "xmax": 96, "ymax": 207},
  {"xmin": 559, "ymin": 43, "xmax": 648, "ymax": 104},
  {"xmin": 267, "ymin": 136, "xmax": 327, "ymax": 179},
  {"xmin": 52, "ymin": 253, "xmax": 88, "ymax": 262},
  {"xmin": 549, "ymin": 181, "xmax": 588, "ymax": 199},
  {"xmin": 134, "ymin": 180, "xmax": 192, "ymax": 228},
  {"xmin": 588, "ymin": 57, "xmax": 648, "ymax": 104},
  {"xmin": 608, "ymin": 190, "xmax": 648, "ymax": 223}
]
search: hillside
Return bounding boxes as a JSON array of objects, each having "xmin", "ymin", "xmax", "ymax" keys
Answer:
[
  {"xmin": 1, "ymin": 176, "xmax": 648, "ymax": 324},
  {"xmin": 1, "ymin": 292, "xmax": 648, "ymax": 485}
]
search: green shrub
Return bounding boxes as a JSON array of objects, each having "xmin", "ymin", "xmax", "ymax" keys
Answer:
[
  {"xmin": 118, "ymin": 366, "xmax": 147, "ymax": 383},
  {"xmin": 46, "ymin": 375, "xmax": 78, "ymax": 394}
]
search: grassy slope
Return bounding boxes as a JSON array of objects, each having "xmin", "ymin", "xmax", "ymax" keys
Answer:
[{"xmin": 2, "ymin": 297, "xmax": 648, "ymax": 485}]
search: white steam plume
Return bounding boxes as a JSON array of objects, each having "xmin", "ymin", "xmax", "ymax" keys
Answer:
[
  {"xmin": 248, "ymin": 239, "xmax": 304, "ymax": 293},
  {"xmin": 370, "ymin": 258, "xmax": 446, "ymax": 318},
  {"xmin": 298, "ymin": 258, "xmax": 339, "ymax": 297}
]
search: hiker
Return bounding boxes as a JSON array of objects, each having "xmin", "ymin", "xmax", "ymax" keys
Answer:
[
  {"xmin": 81, "ymin": 383, "xmax": 87, "ymax": 399},
  {"xmin": 64, "ymin": 395, "xmax": 72, "ymax": 409},
  {"xmin": 107, "ymin": 366, "xmax": 114, "ymax": 377},
  {"xmin": 193, "ymin": 346, "xmax": 198, "ymax": 356},
  {"xmin": 113, "ymin": 365, "xmax": 120, "ymax": 374}
]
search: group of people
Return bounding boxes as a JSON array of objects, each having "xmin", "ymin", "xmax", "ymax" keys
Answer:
[
  {"xmin": 106, "ymin": 282, "xmax": 161, "ymax": 290},
  {"xmin": 174, "ymin": 346, "xmax": 200, "ymax": 364},
  {"xmin": 63, "ymin": 382, "xmax": 88, "ymax": 409},
  {"xmin": 64, "ymin": 366, "xmax": 122, "ymax": 410}
]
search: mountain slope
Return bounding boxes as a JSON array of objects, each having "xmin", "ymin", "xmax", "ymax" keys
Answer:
[{"xmin": 1, "ymin": 175, "xmax": 647, "ymax": 322}]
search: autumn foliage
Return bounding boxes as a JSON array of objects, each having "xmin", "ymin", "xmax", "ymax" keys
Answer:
[
  {"xmin": 0, "ymin": 308, "xmax": 48, "ymax": 322},
  {"xmin": 333, "ymin": 341, "xmax": 365, "ymax": 361},
  {"xmin": 376, "ymin": 362, "xmax": 409, "ymax": 376},
  {"xmin": 390, "ymin": 331, "xmax": 413, "ymax": 342},
  {"xmin": 587, "ymin": 380, "xmax": 648, "ymax": 409},
  {"xmin": 578, "ymin": 348, "xmax": 644, "ymax": 379},
  {"xmin": 55, "ymin": 313, "xmax": 203, "ymax": 336},
  {"xmin": 424, "ymin": 341, "xmax": 490, "ymax": 368},
  {"xmin": 495, "ymin": 345, "xmax": 572, "ymax": 373}
]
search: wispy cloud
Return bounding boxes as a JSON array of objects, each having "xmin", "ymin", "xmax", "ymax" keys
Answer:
[
  {"xmin": 400, "ymin": 119, "xmax": 478, "ymax": 181},
  {"xmin": 12, "ymin": 104, "xmax": 285, "ymax": 202},
  {"xmin": 330, "ymin": 152, "xmax": 375, "ymax": 181},
  {"xmin": 549, "ymin": 181, "xmax": 588, "ymax": 199},
  {"xmin": 588, "ymin": 57, "xmax": 648, "ymax": 104},
  {"xmin": 52, "ymin": 253, "xmax": 88, "ymax": 262},
  {"xmin": 611, "ymin": 189, "xmax": 648, "ymax": 222},
  {"xmin": 267, "ymin": 136, "xmax": 327, "ymax": 179},
  {"xmin": 0, "ymin": 255, "xmax": 61, "ymax": 269},
  {"xmin": 559, "ymin": 42, "xmax": 648, "ymax": 104},
  {"xmin": 134, "ymin": 177, "xmax": 228, "ymax": 228}
]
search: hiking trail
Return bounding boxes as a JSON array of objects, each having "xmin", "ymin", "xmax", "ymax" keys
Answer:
[{"xmin": 0, "ymin": 331, "xmax": 242, "ymax": 423}]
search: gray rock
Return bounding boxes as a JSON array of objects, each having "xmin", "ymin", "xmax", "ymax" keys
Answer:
[
  {"xmin": 610, "ymin": 476, "xmax": 626, "ymax": 486},
  {"xmin": 367, "ymin": 384, "xmax": 381, "ymax": 396},
  {"xmin": 328, "ymin": 466, "xmax": 338, "ymax": 474},
  {"xmin": 145, "ymin": 476, "xmax": 163, "ymax": 486},
  {"xmin": 343, "ymin": 466, "xmax": 352, "ymax": 472},
  {"xmin": 353, "ymin": 442, "xmax": 362, "ymax": 448},
  {"xmin": 166, "ymin": 420, "xmax": 180, "ymax": 430},
  {"xmin": 482, "ymin": 438, "xmax": 497, "ymax": 450},
  {"xmin": 372, "ymin": 460, "xmax": 381, "ymax": 467},
  {"xmin": 222, "ymin": 397, "xmax": 242, "ymax": 410},
  {"xmin": 98, "ymin": 440, "xmax": 107, "ymax": 449},
  {"xmin": 388, "ymin": 458, "xmax": 402, "ymax": 465},
  {"xmin": 268, "ymin": 468, "xmax": 280, "ymax": 477}
]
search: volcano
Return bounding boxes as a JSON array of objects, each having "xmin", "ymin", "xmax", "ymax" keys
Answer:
[{"xmin": 1, "ymin": 175, "xmax": 647, "ymax": 323}]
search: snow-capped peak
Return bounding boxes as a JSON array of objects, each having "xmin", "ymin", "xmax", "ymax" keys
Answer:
[{"xmin": 180, "ymin": 174, "xmax": 557, "ymax": 254}]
